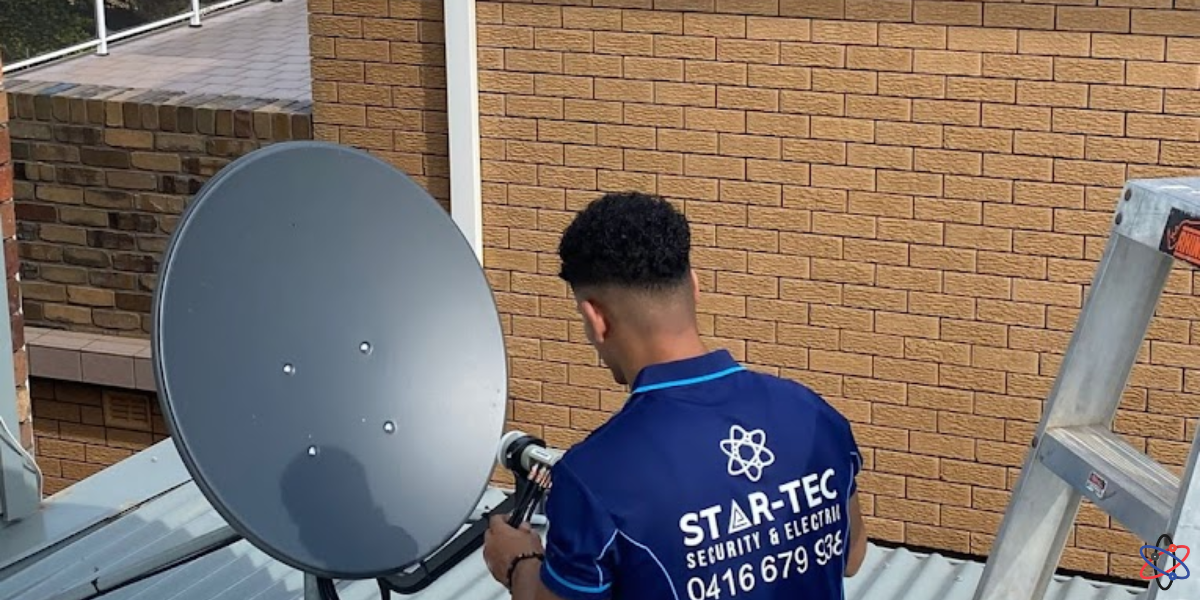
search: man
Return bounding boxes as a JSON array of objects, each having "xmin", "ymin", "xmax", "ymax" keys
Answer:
[{"xmin": 483, "ymin": 192, "xmax": 867, "ymax": 600}]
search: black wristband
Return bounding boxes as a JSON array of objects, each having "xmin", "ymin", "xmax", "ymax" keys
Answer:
[{"xmin": 506, "ymin": 551, "xmax": 544, "ymax": 589}]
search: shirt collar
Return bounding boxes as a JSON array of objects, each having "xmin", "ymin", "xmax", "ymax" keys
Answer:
[{"xmin": 628, "ymin": 349, "xmax": 745, "ymax": 396}]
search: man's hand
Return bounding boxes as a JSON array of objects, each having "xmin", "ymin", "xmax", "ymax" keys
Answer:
[{"xmin": 483, "ymin": 515, "xmax": 545, "ymax": 588}]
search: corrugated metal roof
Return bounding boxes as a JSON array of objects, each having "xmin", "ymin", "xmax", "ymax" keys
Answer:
[
  {"xmin": 1, "ymin": 442, "xmax": 1148, "ymax": 600},
  {"xmin": 844, "ymin": 546, "xmax": 1145, "ymax": 600}
]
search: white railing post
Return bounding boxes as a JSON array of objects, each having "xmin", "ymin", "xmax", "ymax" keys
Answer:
[
  {"xmin": 94, "ymin": 0, "xmax": 109, "ymax": 55},
  {"xmin": 190, "ymin": 0, "xmax": 203, "ymax": 27}
]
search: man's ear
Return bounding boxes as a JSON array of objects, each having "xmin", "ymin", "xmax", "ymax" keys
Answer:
[
  {"xmin": 690, "ymin": 269, "xmax": 701, "ymax": 306},
  {"xmin": 578, "ymin": 297, "xmax": 608, "ymax": 344}
]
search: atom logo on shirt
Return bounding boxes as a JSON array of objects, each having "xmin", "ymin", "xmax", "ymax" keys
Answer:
[{"xmin": 720, "ymin": 424, "xmax": 776, "ymax": 482}]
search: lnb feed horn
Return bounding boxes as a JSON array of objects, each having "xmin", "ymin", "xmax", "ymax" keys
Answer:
[
  {"xmin": 70, "ymin": 140, "xmax": 511, "ymax": 600},
  {"xmin": 498, "ymin": 429, "xmax": 563, "ymax": 477}
]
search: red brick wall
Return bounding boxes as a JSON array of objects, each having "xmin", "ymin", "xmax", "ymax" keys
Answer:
[
  {"xmin": 29, "ymin": 377, "xmax": 165, "ymax": 494},
  {"xmin": 6, "ymin": 81, "xmax": 313, "ymax": 338},
  {"xmin": 0, "ymin": 58, "xmax": 33, "ymax": 454},
  {"xmin": 309, "ymin": 0, "xmax": 1200, "ymax": 581}
]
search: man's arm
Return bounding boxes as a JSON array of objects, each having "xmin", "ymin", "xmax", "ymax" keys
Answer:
[
  {"xmin": 834, "ymin": 412, "xmax": 866, "ymax": 579},
  {"xmin": 844, "ymin": 493, "xmax": 867, "ymax": 577},
  {"xmin": 483, "ymin": 460, "xmax": 617, "ymax": 600},
  {"xmin": 511, "ymin": 560, "xmax": 566, "ymax": 600},
  {"xmin": 533, "ymin": 463, "xmax": 618, "ymax": 600}
]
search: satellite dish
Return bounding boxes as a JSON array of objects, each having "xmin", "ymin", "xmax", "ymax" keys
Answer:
[{"xmin": 151, "ymin": 141, "xmax": 509, "ymax": 581}]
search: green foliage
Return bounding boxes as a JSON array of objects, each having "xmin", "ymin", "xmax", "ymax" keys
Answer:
[
  {"xmin": 119, "ymin": 0, "xmax": 195, "ymax": 22},
  {"xmin": 0, "ymin": 0, "xmax": 198, "ymax": 66},
  {"xmin": 0, "ymin": 0, "xmax": 94, "ymax": 64}
]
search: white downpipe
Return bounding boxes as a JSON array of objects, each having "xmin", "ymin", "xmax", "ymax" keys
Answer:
[{"xmin": 443, "ymin": 0, "xmax": 484, "ymax": 264}]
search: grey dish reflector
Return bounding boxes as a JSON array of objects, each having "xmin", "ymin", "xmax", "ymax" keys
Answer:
[{"xmin": 151, "ymin": 141, "xmax": 508, "ymax": 580}]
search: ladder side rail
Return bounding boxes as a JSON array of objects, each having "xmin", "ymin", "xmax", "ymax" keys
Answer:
[
  {"xmin": 971, "ymin": 461, "xmax": 1081, "ymax": 600},
  {"xmin": 1039, "ymin": 235, "xmax": 1174, "ymax": 431}
]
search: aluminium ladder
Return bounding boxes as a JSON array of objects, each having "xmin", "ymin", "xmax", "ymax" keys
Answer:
[{"xmin": 973, "ymin": 177, "xmax": 1200, "ymax": 600}]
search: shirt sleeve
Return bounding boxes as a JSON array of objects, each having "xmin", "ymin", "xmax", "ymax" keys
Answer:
[
  {"xmin": 539, "ymin": 461, "xmax": 619, "ymax": 600},
  {"xmin": 844, "ymin": 417, "xmax": 863, "ymax": 498}
]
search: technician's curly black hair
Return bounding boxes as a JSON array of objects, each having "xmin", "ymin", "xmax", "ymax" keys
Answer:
[{"xmin": 558, "ymin": 191, "xmax": 691, "ymax": 292}]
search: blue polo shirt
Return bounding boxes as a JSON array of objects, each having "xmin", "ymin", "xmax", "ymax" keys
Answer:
[{"xmin": 539, "ymin": 350, "xmax": 862, "ymax": 600}]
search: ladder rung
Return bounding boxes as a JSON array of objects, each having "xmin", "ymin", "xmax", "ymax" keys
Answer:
[{"xmin": 1037, "ymin": 425, "xmax": 1180, "ymax": 543}]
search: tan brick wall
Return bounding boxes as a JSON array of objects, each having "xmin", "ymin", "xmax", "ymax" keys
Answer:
[
  {"xmin": 29, "ymin": 377, "xmax": 165, "ymax": 495},
  {"xmin": 309, "ymin": 0, "xmax": 1200, "ymax": 581},
  {"xmin": 0, "ymin": 59, "xmax": 34, "ymax": 454},
  {"xmin": 6, "ymin": 81, "xmax": 313, "ymax": 338}
]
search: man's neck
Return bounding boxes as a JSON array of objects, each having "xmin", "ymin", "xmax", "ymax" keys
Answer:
[{"xmin": 621, "ymin": 333, "xmax": 709, "ymax": 389}]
